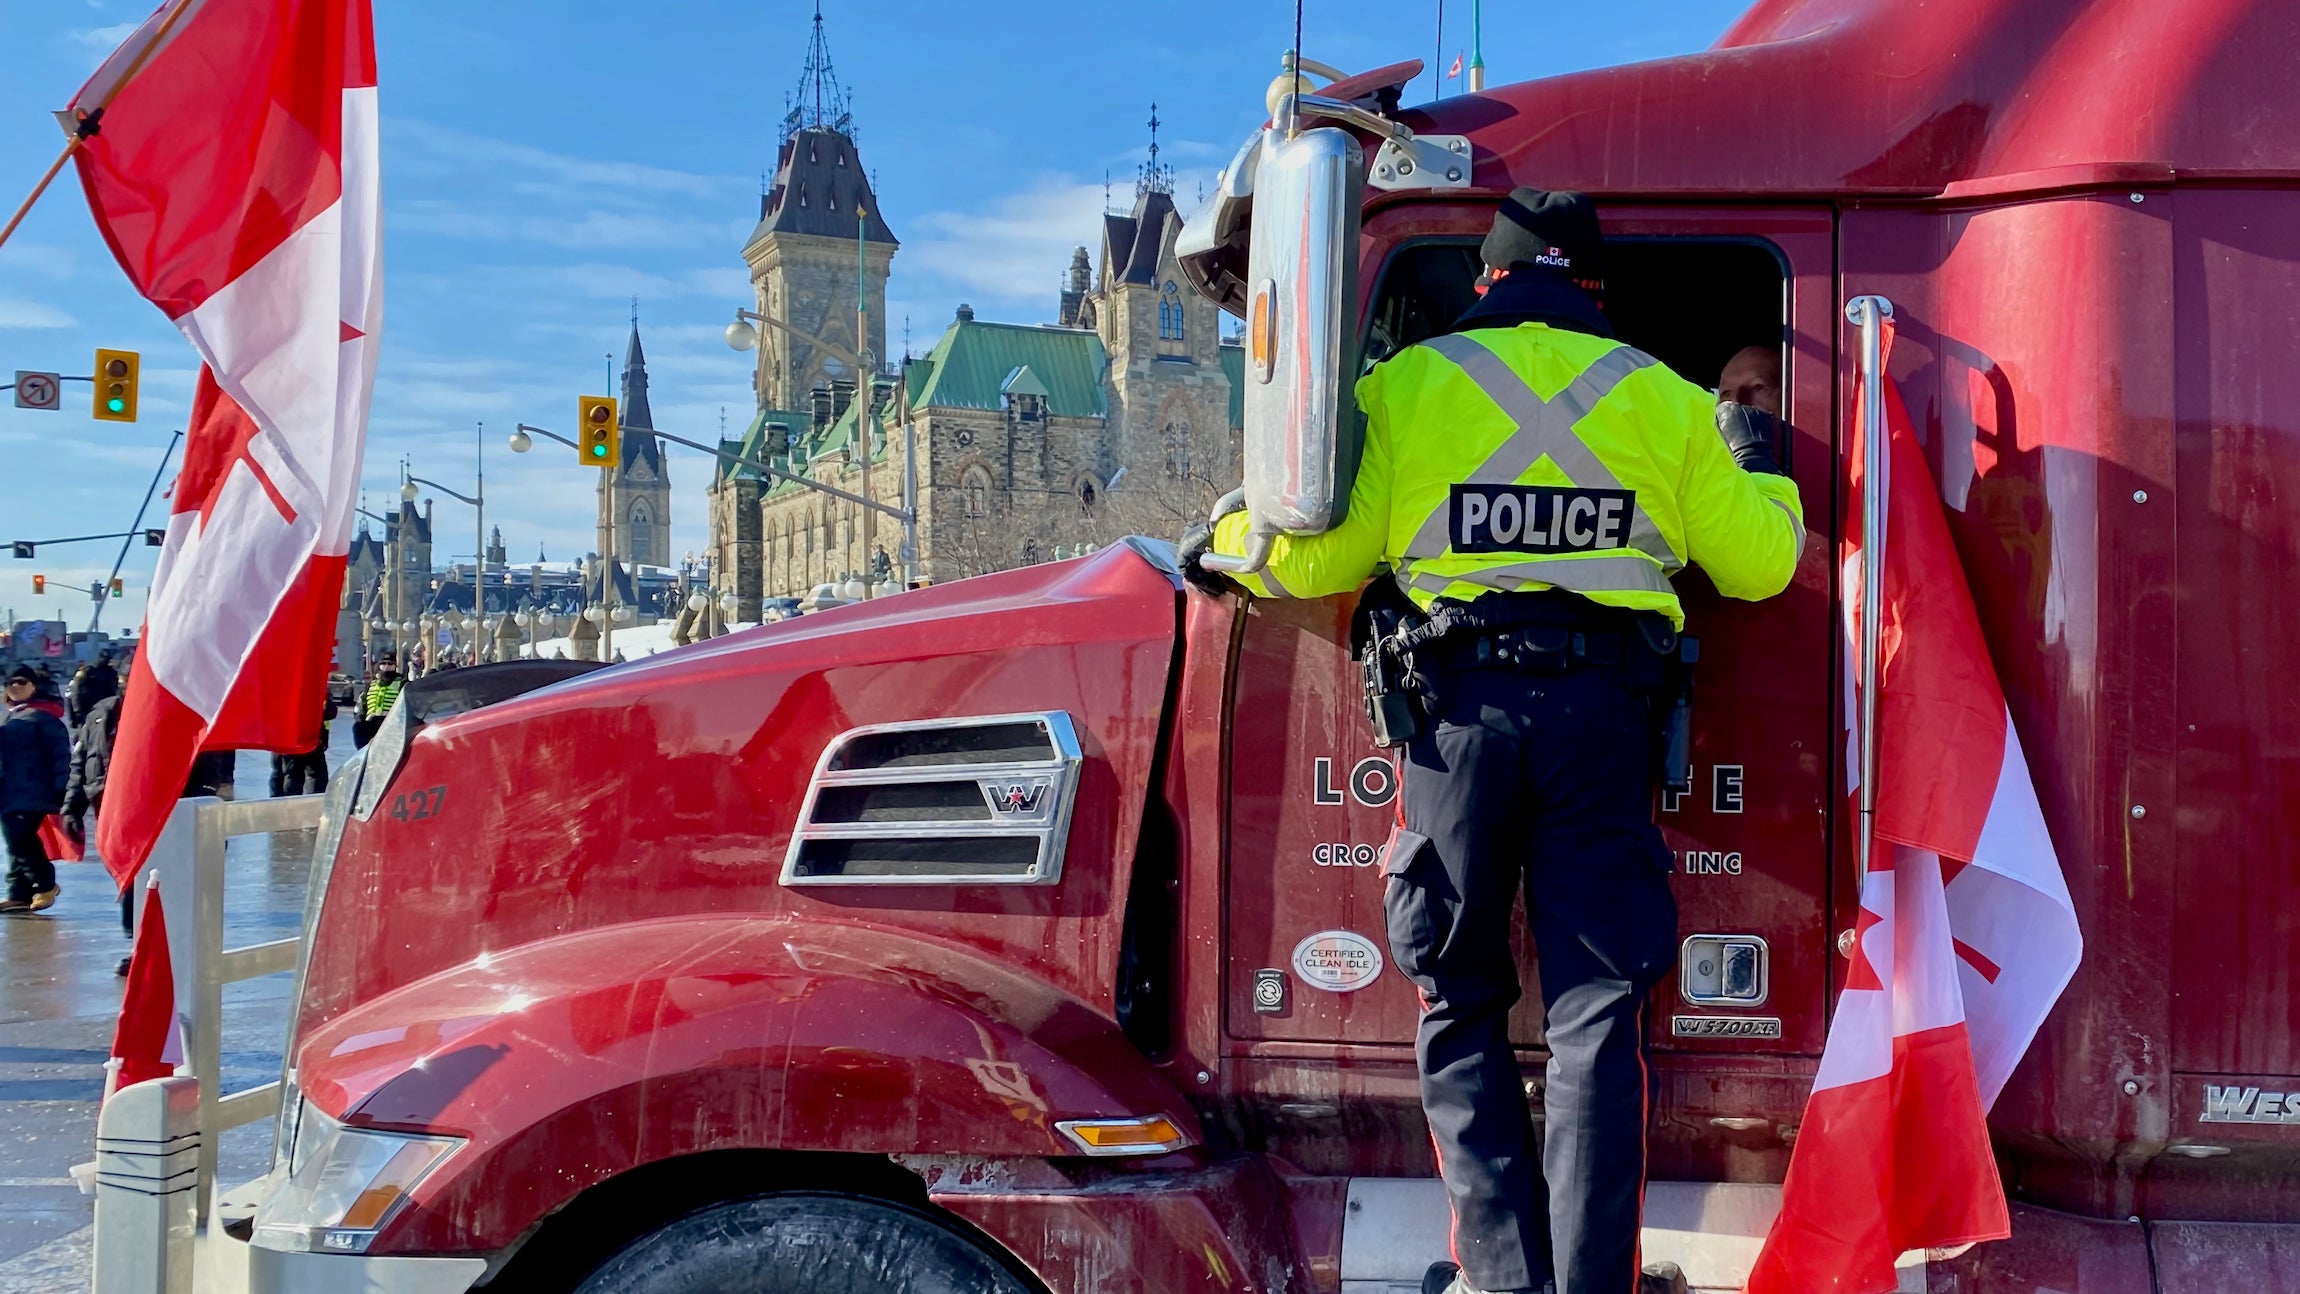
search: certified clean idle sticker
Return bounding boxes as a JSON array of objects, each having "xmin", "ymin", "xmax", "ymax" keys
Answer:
[{"xmin": 1291, "ymin": 930, "xmax": 1385, "ymax": 993}]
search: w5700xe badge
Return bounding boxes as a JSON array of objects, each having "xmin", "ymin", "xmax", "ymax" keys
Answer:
[{"xmin": 1451, "ymin": 484, "xmax": 1636, "ymax": 553}]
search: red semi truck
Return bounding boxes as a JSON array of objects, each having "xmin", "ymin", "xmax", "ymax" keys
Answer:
[{"xmin": 223, "ymin": 0, "xmax": 2300, "ymax": 1289}]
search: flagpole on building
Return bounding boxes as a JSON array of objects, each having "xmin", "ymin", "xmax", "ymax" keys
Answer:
[
  {"xmin": 0, "ymin": 0, "xmax": 198, "ymax": 255},
  {"xmin": 1846, "ymin": 294, "xmax": 1894, "ymax": 887}
]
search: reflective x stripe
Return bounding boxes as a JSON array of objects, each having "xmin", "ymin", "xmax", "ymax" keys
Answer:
[
  {"xmin": 1255, "ymin": 564, "xmax": 1296, "ymax": 599},
  {"xmin": 1768, "ymin": 496, "xmax": 1808, "ymax": 552},
  {"xmin": 1403, "ymin": 335, "xmax": 1679, "ymax": 569},
  {"xmin": 1406, "ymin": 553, "xmax": 1675, "ymax": 600}
]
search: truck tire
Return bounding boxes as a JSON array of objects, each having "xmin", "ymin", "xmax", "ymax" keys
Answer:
[{"xmin": 570, "ymin": 1192, "xmax": 1033, "ymax": 1294}]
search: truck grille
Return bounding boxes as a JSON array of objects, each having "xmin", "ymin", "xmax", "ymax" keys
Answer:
[{"xmin": 781, "ymin": 712, "xmax": 1083, "ymax": 886}]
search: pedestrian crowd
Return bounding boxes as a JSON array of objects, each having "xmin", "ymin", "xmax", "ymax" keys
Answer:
[{"xmin": 1, "ymin": 646, "xmax": 414, "ymax": 973}]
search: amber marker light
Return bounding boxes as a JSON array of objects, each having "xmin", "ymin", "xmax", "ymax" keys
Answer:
[{"xmin": 1054, "ymin": 1114, "xmax": 1191, "ymax": 1157}]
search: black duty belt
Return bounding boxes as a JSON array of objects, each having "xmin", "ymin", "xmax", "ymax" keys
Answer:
[{"xmin": 1428, "ymin": 626, "xmax": 1636, "ymax": 673}]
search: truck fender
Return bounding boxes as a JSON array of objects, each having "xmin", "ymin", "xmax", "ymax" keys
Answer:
[{"xmin": 291, "ymin": 915, "xmax": 1197, "ymax": 1254}]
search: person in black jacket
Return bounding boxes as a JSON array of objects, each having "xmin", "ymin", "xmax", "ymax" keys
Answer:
[
  {"xmin": 66, "ymin": 651, "xmax": 120, "ymax": 731},
  {"xmin": 1, "ymin": 665, "xmax": 73, "ymax": 913},
  {"xmin": 71, "ymin": 689, "xmax": 238, "ymax": 971}
]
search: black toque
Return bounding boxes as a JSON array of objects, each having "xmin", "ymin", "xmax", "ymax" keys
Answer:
[{"xmin": 1481, "ymin": 187, "xmax": 1606, "ymax": 290}]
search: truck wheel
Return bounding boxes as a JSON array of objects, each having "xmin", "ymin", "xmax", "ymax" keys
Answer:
[{"xmin": 570, "ymin": 1192, "xmax": 1034, "ymax": 1294}]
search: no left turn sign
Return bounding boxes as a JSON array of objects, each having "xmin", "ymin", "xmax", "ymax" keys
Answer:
[{"xmin": 13, "ymin": 371, "xmax": 60, "ymax": 411}]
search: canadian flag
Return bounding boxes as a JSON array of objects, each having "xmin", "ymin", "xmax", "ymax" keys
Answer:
[
  {"xmin": 67, "ymin": 0, "xmax": 379, "ymax": 1082},
  {"xmin": 1447, "ymin": 51, "xmax": 1464, "ymax": 79},
  {"xmin": 1745, "ymin": 315, "xmax": 2082, "ymax": 1292}
]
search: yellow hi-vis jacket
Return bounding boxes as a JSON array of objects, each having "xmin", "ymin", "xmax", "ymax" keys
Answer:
[{"xmin": 1210, "ymin": 323, "xmax": 1806, "ymax": 628}]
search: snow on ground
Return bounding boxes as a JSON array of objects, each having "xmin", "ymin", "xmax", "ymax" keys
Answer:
[{"xmin": 527, "ymin": 618, "xmax": 762, "ymax": 661}]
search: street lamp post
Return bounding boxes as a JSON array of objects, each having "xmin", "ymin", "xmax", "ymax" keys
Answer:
[
  {"xmin": 512, "ymin": 415, "xmax": 911, "ymax": 612},
  {"xmin": 402, "ymin": 424, "xmax": 486, "ymax": 662},
  {"xmin": 724, "ymin": 305, "xmax": 920, "ymax": 599}
]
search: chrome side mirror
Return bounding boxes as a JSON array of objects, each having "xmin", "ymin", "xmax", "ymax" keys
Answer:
[{"xmin": 1198, "ymin": 126, "xmax": 1365, "ymax": 576}]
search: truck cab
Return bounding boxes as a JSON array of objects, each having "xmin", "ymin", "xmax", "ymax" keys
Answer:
[{"xmin": 219, "ymin": 1, "xmax": 2300, "ymax": 1291}]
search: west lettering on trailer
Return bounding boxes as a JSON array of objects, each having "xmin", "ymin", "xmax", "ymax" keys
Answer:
[
  {"xmin": 1450, "ymin": 485, "xmax": 1637, "ymax": 554},
  {"xmin": 2202, "ymin": 1085, "xmax": 2300, "ymax": 1124}
]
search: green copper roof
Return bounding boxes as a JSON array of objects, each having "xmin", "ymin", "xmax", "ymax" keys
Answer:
[
  {"xmin": 907, "ymin": 320, "xmax": 1108, "ymax": 418},
  {"xmin": 1219, "ymin": 342, "xmax": 1244, "ymax": 430}
]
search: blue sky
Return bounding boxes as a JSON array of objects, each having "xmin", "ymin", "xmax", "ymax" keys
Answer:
[{"xmin": 0, "ymin": 0, "xmax": 1747, "ymax": 629}]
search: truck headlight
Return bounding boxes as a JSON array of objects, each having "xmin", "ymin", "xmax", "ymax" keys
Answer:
[{"xmin": 251, "ymin": 1100, "xmax": 460, "ymax": 1254}]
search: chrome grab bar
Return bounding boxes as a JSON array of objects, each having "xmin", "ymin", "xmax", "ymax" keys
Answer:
[
  {"xmin": 1194, "ymin": 487, "xmax": 1275, "ymax": 576},
  {"xmin": 1844, "ymin": 294, "xmax": 1895, "ymax": 888}
]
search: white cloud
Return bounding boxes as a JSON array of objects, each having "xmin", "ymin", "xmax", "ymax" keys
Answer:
[
  {"xmin": 0, "ymin": 241, "xmax": 84, "ymax": 282},
  {"xmin": 386, "ymin": 119, "xmax": 737, "ymax": 202},
  {"xmin": 0, "ymin": 299, "xmax": 78, "ymax": 330},
  {"xmin": 897, "ymin": 178, "xmax": 1109, "ymax": 313},
  {"xmin": 69, "ymin": 21, "xmax": 137, "ymax": 53}
]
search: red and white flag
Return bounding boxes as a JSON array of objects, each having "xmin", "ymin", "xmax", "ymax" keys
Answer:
[
  {"xmin": 66, "ymin": 0, "xmax": 379, "ymax": 1077},
  {"xmin": 1747, "ymin": 317, "xmax": 2082, "ymax": 1293},
  {"xmin": 1447, "ymin": 51, "xmax": 1464, "ymax": 79}
]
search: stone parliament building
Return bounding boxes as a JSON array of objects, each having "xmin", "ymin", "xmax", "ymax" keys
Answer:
[{"xmin": 706, "ymin": 13, "xmax": 1242, "ymax": 614}]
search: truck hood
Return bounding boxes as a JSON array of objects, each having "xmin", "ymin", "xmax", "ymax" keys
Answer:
[{"xmin": 297, "ymin": 540, "xmax": 1184, "ymax": 1045}]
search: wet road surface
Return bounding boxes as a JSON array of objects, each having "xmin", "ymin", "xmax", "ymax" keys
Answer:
[{"xmin": 0, "ymin": 729, "xmax": 354, "ymax": 1291}]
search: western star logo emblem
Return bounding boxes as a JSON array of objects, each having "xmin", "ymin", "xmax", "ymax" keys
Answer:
[
  {"xmin": 984, "ymin": 780, "xmax": 1049, "ymax": 815},
  {"xmin": 2202, "ymin": 1084, "xmax": 2300, "ymax": 1124},
  {"xmin": 1450, "ymin": 484, "xmax": 1637, "ymax": 554}
]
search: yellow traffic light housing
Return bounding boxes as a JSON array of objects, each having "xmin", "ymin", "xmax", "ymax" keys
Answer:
[
  {"xmin": 31, "ymin": 574, "xmax": 45, "ymax": 595},
  {"xmin": 109, "ymin": 577, "xmax": 125, "ymax": 596},
  {"xmin": 577, "ymin": 395, "xmax": 620, "ymax": 467},
  {"xmin": 93, "ymin": 348, "xmax": 140, "ymax": 422}
]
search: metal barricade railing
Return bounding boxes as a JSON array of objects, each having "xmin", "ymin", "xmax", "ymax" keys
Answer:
[{"xmin": 150, "ymin": 792, "xmax": 322, "ymax": 1217}]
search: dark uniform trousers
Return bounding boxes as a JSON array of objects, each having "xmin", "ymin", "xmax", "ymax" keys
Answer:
[{"xmin": 1383, "ymin": 659, "xmax": 1680, "ymax": 1294}]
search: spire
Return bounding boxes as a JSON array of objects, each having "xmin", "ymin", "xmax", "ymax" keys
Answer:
[
  {"xmin": 1136, "ymin": 102, "xmax": 1174, "ymax": 197},
  {"xmin": 783, "ymin": 0, "xmax": 854, "ymax": 146},
  {"xmin": 621, "ymin": 312, "xmax": 653, "ymax": 432}
]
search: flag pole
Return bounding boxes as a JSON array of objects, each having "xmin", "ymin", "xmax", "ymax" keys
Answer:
[
  {"xmin": 0, "ymin": 0, "xmax": 199, "ymax": 256},
  {"xmin": 1846, "ymin": 294, "xmax": 1894, "ymax": 888}
]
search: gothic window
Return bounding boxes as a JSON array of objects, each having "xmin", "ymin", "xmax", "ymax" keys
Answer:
[
  {"xmin": 630, "ymin": 524, "xmax": 652, "ymax": 565},
  {"xmin": 1159, "ymin": 281, "xmax": 1187, "ymax": 345},
  {"xmin": 1077, "ymin": 474, "xmax": 1101, "ymax": 518},
  {"xmin": 962, "ymin": 467, "xmax": 991, "ymax": 519},
  {"xmin": 828, "ymin": 189, "xmax": 838, "ymax": 212}
]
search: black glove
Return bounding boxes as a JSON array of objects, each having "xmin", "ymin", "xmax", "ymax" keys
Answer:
[
  {"xmin": 1714, "ymin": 402, "xmax": 1788, "ymax": 476},
  {"xmin": 1176, "ymin": 520, "xmax": 1234, "ymax": 598}
]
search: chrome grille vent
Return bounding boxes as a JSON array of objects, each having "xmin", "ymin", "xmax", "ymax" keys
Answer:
[{"xmin": 782, "ymin": 712, "xmax": 1083, "ymax": 886}]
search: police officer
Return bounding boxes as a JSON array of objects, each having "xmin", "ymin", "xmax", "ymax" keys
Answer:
[{"xmin": 1188, "ymin": 189, "xmax": 1802, "ymax": 1294}]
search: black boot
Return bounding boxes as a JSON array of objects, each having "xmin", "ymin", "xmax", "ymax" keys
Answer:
[
  {"xmin": 1421, "ymin": 1261, "xmax": 1551, "ymax": 1294},
  {"xmin": 1639, "ymin": 1261, "xmax": 1688, "ymax": 1294}
]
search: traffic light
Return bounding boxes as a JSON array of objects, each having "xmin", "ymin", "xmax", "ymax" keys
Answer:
[
  {"xmin": 93, "ymin": 348, "xmax": 140, "ymax": 422},
  {"xmin": 577, "ymin": 395, "xmax": 619, "ymax": 467},
  {"xmin": 31, "ymin": 575, "xmax": 44, "ymax": 595},
  {"xmin": 109, "ymin": 577, "xmax": 124, "ymax": 596}
]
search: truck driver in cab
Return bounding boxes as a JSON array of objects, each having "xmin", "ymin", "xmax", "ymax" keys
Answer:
[{"xmin": 1187, "ymin": 188, "xmax": 1805, "ymax": 1294}]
